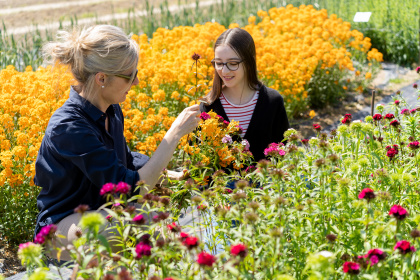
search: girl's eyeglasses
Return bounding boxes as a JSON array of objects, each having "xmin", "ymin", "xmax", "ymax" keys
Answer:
[
  {"xmin": 211, "ymin": 60, "xmax": 243, "ymax": 71},
  {"xmin": 114, "ymin": 69, "xmax": 138, "ymax": 82}
]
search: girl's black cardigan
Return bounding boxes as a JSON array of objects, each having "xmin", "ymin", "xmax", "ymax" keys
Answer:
[{"xmin": 199, "ymin": 85, "xmax": 290, "ymax": 163}]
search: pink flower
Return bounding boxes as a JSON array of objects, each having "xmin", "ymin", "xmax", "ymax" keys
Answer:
[
  {"xmin": 384, "ymin": 113, "xmax": 395, "ymax": 120},
  {"xmin": 231, "ymin": 243, "xmax": 248, "ymax": 258},
  {"xmin": 244, "ymin": 165, "xmax": 256, "ymax": 173},
  {"xmin": 358, "ymin": 188, "xmax": 375, "ymax": 201},
  {"xmin": 100, "ymin": 183, "xmax": 115, "ymax": 196},
  {"xmin": 341, "ymin": 116, "xmax": 351, "ymax": 124},
  {"xmin": 197, "ymin": 252, "xmax": 216, "ymax": 267},
  {"xmin": 394, "ymin": 240, "xmax": 416, "ymax": 254},
  {"xmin": 135, "ymin": 242, "xmax": 152, "ymax": 259},
  {"xmin": 197, "ymin": 204, "xmax": 207, "ymax": 211},
  {"xmin": 400, "ymin": 108, "xmax": 410, "ymax": 115},
  {"xmin": 133, "ymin": 214, "xmax": 146, "ymax": 225},
  {"xmin": 389, "ymin": 205, "xmax": 408, "ymax": 220},
  {"xmin": 180, "ymin": 232, "xmax": 189, "ymax": 241},
  {"xmin": 414, "ymin": 83, "xmax": 418, "ymax": 89},
  {"xmin": 241, "ymin": 140, "xmax": 250, "ymax": 150},
  {"xmin": 222, "ymin": 135, "xmax": 232, "ymax": 144},
  {"xmin": 313, "ymin": 124, "xmax": 321, "ymax": 131},
  {"xmin": 417, "ymin": 66, "xmax": 420, "ymax": 74},
  {"xmin": 394, "ymin": 100, "xmax": 400, "ymax": 105},
  {"xmin": 115, "ymin": 182, "xmax": 131, "ymax": 194},
  {"xmin": 408, "ymin": 141, "xmax": 420, "ymax": 150},
  {"xmin": 34, "ymin": 224, "xmax": 57, "ymax": 244},
  {"xmin": 342, "ymin": 262, "xmax": 360, "ymax": 274},
  {"xmin": 167, "ymin": 222, "xmax": 181, "ymax": 233},
  {"xmin": 386, "ymin": 148, "xmax": 398, "ymax": 159},
  {"xmin": 390, "ymin": 119, "xmax": 400, "ymax": 127},
  {"xmin": 264, "ymin": 143, "xmax": 286, "ymax": 157},
  {"xmin": 372, "ymin": 114, "xmax": 382, "ymax": 121},
  {"xmin": 359, "ymin": 248, "xmax": 386, "ymax": 266},
  {"xmin": 200, "ymin": 112, "xmax": 211, "ymax": 121},
  {"xmin": 410, "ymin": 109, "xmax": 417, "ymax": 114},
  {"xmin": 182, "ymin": 236, "xmax": 199, "ymax": 250}
]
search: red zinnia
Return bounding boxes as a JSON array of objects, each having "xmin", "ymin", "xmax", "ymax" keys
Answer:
[
  {"xmin": 342, "ymin": 262, "xmax": 360, "ymax": 274},
  {"xmin": 230, "ymin": 243, "xmax": 248, "ymax": 258},
  {"xmin": 197, "ymin": 252, "xmax": 216, "ymax": 267},
  {"xmin": 389, "ymin": 205, "xmax": 408, "ymax": 220}
]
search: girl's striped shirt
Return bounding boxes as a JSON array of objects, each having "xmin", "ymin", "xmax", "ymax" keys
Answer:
[{"xmin": 220, "ymin": 91, "xmax": 259, "ymax": 138}]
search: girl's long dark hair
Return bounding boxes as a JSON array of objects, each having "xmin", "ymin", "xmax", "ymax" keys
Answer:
[{"xmin": 205, "ymin": 28, "xmax": 262, "ymax": 104}]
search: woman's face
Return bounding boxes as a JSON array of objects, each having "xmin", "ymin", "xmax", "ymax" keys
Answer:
[
  {"xmin": 214, "ymin": 45, "xmax": 246, "ymax": 90},
  {"xmin": 101, "ymin": 68, "xmax": 139, "ymax": 106}
]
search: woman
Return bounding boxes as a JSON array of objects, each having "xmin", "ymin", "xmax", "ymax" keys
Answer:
[
  {"xmin": 34, "ymin": 25, "xmax": 200, "ymax": 257},
  {"xmin": 200, "ymin": 28, "xmax": 289, "ymax": 163}
]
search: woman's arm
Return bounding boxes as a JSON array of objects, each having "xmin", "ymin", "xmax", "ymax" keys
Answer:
[{"xmin": 137, "ymin": 104, "xmax": 200, "ymax": 193}]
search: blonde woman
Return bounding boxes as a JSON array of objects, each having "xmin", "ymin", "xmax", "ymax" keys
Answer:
[{"xmin": 34, "ymin": 25, "xmax": 200, "ymax": 260}]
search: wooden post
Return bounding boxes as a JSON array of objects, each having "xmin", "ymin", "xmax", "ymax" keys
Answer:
[{"xmin": 371, "ymin": 90, "xmax": 376, "ymax": 116}]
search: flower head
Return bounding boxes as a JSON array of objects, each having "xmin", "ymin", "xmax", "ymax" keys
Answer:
[
  {"xmin": 79, "ymin": 212, "xmax": 106, "ymax": 234},
  {"xmin": 358, "ymin": 249, "xmax": 386, "ymax": 266},
  {"xmin": 199, "ymin": 112, "xmax": 211, "ymax": 121},
  {"xmin": 135, "ymin": 242, "xmax": 152, "ymax": 259},
  {"xmin": 197, "ymin": 252, "xmax": 216, "ymax": 267},
  {"xmin": 386, "ymin": 148, "xmax": 398, "ymax": 159},
  {"xmin": 115, "ymin": 182, "xmax": 131, "ymax": 194},
  {"xmin": 231, "ymin": 243, "xmax": 248, "ymax": 258},
  {"xmin": 394, "ymin": 100, "xmax": 400, "ymax": 105},
  {"xmin": 358, "ymin": 188, "xmax": 375, "ymax": 201},
  {"xmin": 222, "ymin": 134, "xmax": 232, "ymax": 144},
  {"xmin": 241, "ymin": 139, "xmax": 250, "ymax": 150},
  {"xmin": 18, "ymin": 242, "xmax": 43, "ymax": 266},
  {"xmin": 394, "ymin": 240, "xmax": 416, "ymax": 254},
  {"xmin": 342, "ymin": 262, "xmax": 360, "ymax": 275},
  {"xmin": 372, "ymin": 114, "xmax": 382, "ymax": 121},
  {"xmin": 400, "ymin": 108, "xmax": 410, "ymax": 115},
  {"xmin": 313, "ymin": 124, "xmax": 321, "ymax": 131},
  {"xmin": 384, "ymin": 113, "xmax": 395, "ymax": 120},
  {"xmin": 408, "ymin": 141, "xmax": 420, "ymax": 150},
  {"xmin": 416, "ymin": 66, "xmax": 420, "ymax": 74},
  {"xmin": 133, "ymin": 214, "xmax": 146, "ymax": 225},
  {"xmin": 191, "ymin": 52, "xmax": 201, "ymax": 61},
  {"xmin": 100, "ymin": 183, "xmax": 115, "ymax": 196},
  {"xmin": 182, "ymin": 236, "xmax": 199, "ymax": 250},
  {"xmin": 389, "ymin": 205, "xmax": 408, "ymax": 220},
  {"xmin": 167, "ymin": 222, "xmax": 181, "ymax": 233},
  {"xmin": 414, "ymin": 83, "xmax": 418, "ymax": 89}
]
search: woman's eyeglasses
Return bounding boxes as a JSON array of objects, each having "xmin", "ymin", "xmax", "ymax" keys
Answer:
[
  {"xmin": 211, "ymin": 60, "xmax": 243, "ymax": 71},
  {"xmin": 114, "ymin": 69, "xmax": 138, "ymax": 82}
]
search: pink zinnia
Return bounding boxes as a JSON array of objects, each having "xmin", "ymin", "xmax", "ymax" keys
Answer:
[
  {"xmin": 230, "ymin": 243, "xmax": 248, "ymax": 258},
  {"xmin": 342, "ymin": 262, "xmax": 360, "ymax": 274},
  {"xmin": 135, "ymin": 242, "xmax": 152, "ymax": 259},
  {"xmin": 197, "ymin": 252, "xmax": 216, "ymax": 267},
  {"xmin": 394, "ymin": 240, "xmax": 416, "ymax": 254},
  {"xmin": 115, "ymin": 182, "xmax": 131, "ymax": 194},
  {"xmin": 389, "ymin": 205, "xmax": 408, "ymax": 220},
  {"xmin": 100, "ymin": 183, "xmax": 115, "ymax": 196}
]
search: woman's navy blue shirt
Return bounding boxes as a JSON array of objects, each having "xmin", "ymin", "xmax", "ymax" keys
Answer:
[{"xmin": 34, "ymin": 87, "xmax": 149, "ymax": 234}]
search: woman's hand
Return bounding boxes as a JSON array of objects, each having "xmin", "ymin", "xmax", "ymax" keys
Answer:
[{"xmin": 168, "ymin": 104, "xmax": 201, "ymax": 139}]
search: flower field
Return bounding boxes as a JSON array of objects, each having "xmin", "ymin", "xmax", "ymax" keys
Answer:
[{"xmin": 2, "ymin": 3, "xmax": 411, "ymax": 279}]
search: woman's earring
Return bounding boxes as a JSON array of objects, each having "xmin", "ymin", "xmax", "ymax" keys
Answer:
[{"xmin": 101, "ymin": 85, "xmax": 105, "ymax": 88}]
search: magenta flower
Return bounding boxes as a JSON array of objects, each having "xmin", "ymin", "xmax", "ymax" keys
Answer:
[
  {"xmin": 358, "ymin": 188, "xmax": 375, "ymax": 201},
  {"xmin": 231, "ymin": 243, "xmax": 248, "ymax": 258},
  {"xmin": 384, "ymin": 113, "xmax": 395, "ymax": 120},
  {"xmin": 244, "ymin": 165, "xmax": 256, "ymax": 173},
  {"xmin": 197, "ymin": 251, "xmax": 216, "ymax": 267},
  {"xmin": 400, "ymin": 108, "xmax": 410, "ymax": 115},
  {"xmin": 389, "ymin": 119, "xmax": 400, "ymax": 127},
  {"xmin": 386, "ymin": 148, "xmax": 398, "ymax": 159},
  {"xmin": 342, "ymin": 262, "xmax": 360, "ymax": 274},
  {"xmin": 167, "ymin": 222, "xmax": 181, "ymax": 233},
  {"xmin": 358, "ymin": 249, "xmax": 386, "ymax": 266},
  {"xmin": 135, "ymin": 242, "xmax": 152, "ymax": 259},
  {"xmin": 389, "ymin": 205, "xmax": 408, "ymax": 220},
  {"xmin": 34, "ymin": 224, "xmax": 57, "ymax": 244},
  {"xmin": 100, "ymin": 183, "xmax": 115, "ymax": 196},
  {"xmin": 394, "ymin": 100, "xmax": 400, "ymax": 105},
  {"xmin": 182, "ymin": 236, "xmax": 199, "ymax": 250},
  {"xmin": 241, "ymin": 139, "xmax": 250, "ymax": 150},
  {"xmin": 313, "ymin": 124, "xmax": 321, "ymax": 131},
  {"xmin": 133, "ymin": 214, "xmax": 146, "ymax": 225},
  {"xmin": 394, "ymin": 240, "xmax": 416, "ymax": 254},
  {"xmin": 372, "ymin": 114, "xmax": 382, "ymax": 121},
  {"xmin": 408, "ymin": 141, "xmax": 420, "ymax": 150},
  {"xmin": 410, "ymin": 109, "xmax": 417, "ymax": 114},
  {"xmin": 115, "ymin": 182, "xmax": 131, "ymax": 194},
  {"xmin": 417, "ymin": 66, "xmax": 420, "ymax": 74},
  {"xmin": 264, "ymin": 143, "xmax": 286, "ymax": 157},
  {"xmin": 341, "ymin": 116, "xmax": 351, "ymax": 124},
  {"xmin": 200, "ymin": 112, "xmax": 211, "ymax": 121}
]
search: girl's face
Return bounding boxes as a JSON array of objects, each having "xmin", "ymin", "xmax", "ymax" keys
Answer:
[{"xmin": 214, "ymin": 45, "xmax": 247, "ymax": 90}]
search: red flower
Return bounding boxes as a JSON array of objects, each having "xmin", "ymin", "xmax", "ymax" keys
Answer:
[
  {"xmin": 342, "ymin": 262, "xmax": 360, "ymax": 274},
  {"xmin": 416, "ymin": 66, "xmax": 420, "ymax": 74},
  {"xmin": 135, "ymin": 242, "xmax": 152, "ymax": 259},
  {"xmin": 394, "ymin": 240, "xmax": 416, "ymax": 254},
  {"xmin": 313, "ymin": 124, "xmax": 321, "ymax": 131},
  {"xmin": 394, "ymin": 100, "xmax": 400, "ymax": 105},
  {"xmin": 180, "ymin": 232, "xmax": 189, "ymax": 242},
  {"xmin": 408, "ymin": 141, "xmax": 420, "ymax": 150},
  {"xmin": 414, "ymin": 83, "xmax": 418, "ymax": 89},
  {"xmin": 200, "ymin": 112, "xmax": 211, "ymax": 121},
  {"xmin": 400, "ymin": 108, "xmax": 410, "ymax": 115},
  {"xmin": 358, "ymin": 188, "xmax": 375, "ymax": 201},
  {"xmin": 197, "ymin": 252, "xmax": 216, "ymax": 267},
  {"xmin": 384, "ymin": 113, "xmax": 395, "ymax": 120},
  {"xmin": 197, "ymin": 204, "xmax": 208, "ymax": 211},
  {"xmin": 182, "ymin": 236, "xmax": 199, "ymax": 250},
  {"xmin": 358, "ymin": 248, "xmax": 386, "ymax": 266},
  {"xmin": 389, "ymin": 205, "xmax": 408, "ymax": 220},
  {"xmin": 167, "ymin": 222, "xmax": 181, "ymax": 233},
  {"xmin": 100, "ymin": 183, "xmax": 115, "ymax": 196},
  {"xmin": 301, "ymin": 139, "xmax": 309, "ymax": 146},
  {"xmin": 386, "ymin": 148, "xmax": 398, "ymax": 159},
  {"xmin": 372, "ymin": 114, "xmax": 382, "ymax": 121},
  {"xmin": 133, "ymin": 214, "xmax": 146, "ymax": 225},
  {"xmin": 390, "ymin": 119, "xmax": 400, "ymax": 127},
  {"xmin": 115, "ymin": 182, "xmax": 131, "ymax": 194},
  {"xmin": 341, "ymin": 116, "xmax": 351, "ymax": 124},
  {"xmin": 191, "ymin": 52, "xmax": 201, "ymax": 61},
  {"xmin": 231, "ymin": 243, "xmax": 248, "ymax": 258}
]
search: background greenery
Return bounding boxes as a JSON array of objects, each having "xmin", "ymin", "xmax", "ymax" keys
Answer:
[{"xmin": 1, "ymin": 0, "xmax": 419, "ymax": 72}]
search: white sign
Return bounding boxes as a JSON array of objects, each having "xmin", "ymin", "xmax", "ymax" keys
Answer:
[{"xmin": 353, "ymin": 12, "xmax": 372, "ymax": 22}]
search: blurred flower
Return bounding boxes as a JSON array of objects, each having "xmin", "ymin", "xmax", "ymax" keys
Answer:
[
  {"xmin": 414, "ymin": 83, "xmax": 418, "ymax": 89},
  {"xmin": 372, "ymin": 114, "xmax": 382, "ymax": 121},
  {"xmin": 389, "ymin": 205, "xmax": 408, "ymax": 220},
  {"xmin": 197, "ymin": 252, "xmax": 216, "ymax": 267},
  {"xmin": 167, "ymin": 222, "xmax": 181, "ymax": 233},
  {"xmin": 390, "ymin": 120, "xmax": 400, "ymax": 127},
  {"xmin": 100, "ymin": 183, "xmax": 115, "ymax": 196},
  {"xmin": 133, "ymin": 214, "xmax": 146, "ymax": 225},
  {"xmin": 400, "ymin": 108, "xmax": 410, "ymax": 115},
  {"xmin": 115, "ymin": 182, "xmax": 131, "ymax": 194},
  {"xmin": 384, "ymin": 113, "xmax": 395, "ymax": 120},
  {"xmin": 325, "ymin": 234, "xmax": 337, "ymax": 242},
  {"xmin": 358, "ymin": 188, "xmax": 375, "ymax": 201},
  {"xmin": 191, "ymin": 52, "xmax": 201, "ymax": 61},
  {"xmin": 416, "ymin": 66, "xmax": 420, "ymax": 74},
  {"xmin": 241, "ymin": 139, "xmax": 250, "ymax": 150},
  {"xmin": 79, "ymin": 213, "xmax": 105, "ymax": 234},
  {"xmin": 394, "ymin": 100, "xmax": 400, "ymax": 105},
  {"xmin": 358, "ymin": 249, "xmax": 386, "ymax": 266},
  {"xmin": 222, "ymin": 134, "xmax": 232, "ymax": 144},
  {"xmin": 394, "ymin": 240, "xmax": 416, "ymax": 254},
  {"xmin": 135, "ymin": 242, "xmax": 152, "ymax": 259},
  {"xmin": 313, "ymin": 124, "xmax": 321, "ymax": 131},
  {"xmin": 18, "ymin": 242, "xmax": 42, "ymax": 266},
  {"xmin": 199, "ymin": 112, "xmax": 211, "ymax": 121},
  {"xmin": 182, "ymin": 236, "xmax": 199, "ymax": 250},
  {"xmin": 74, "ymin": 204, "xmax": 90, "ymax": 214},
  {"xmin": 342, "ymin": 262, "xmax": 360, "ymax": 274},
  {"xmin": 231, "ymin": 243, "xmax": 248, "ymax": 258},
  {"xmin": 408, "ymin": 141, "xmax": 420, "ymax": 150}
]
